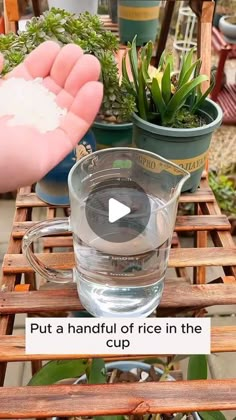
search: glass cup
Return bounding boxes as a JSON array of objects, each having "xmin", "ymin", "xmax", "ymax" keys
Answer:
[{"xmin": 22, "ymin": 148, "xmax": 190, "ymax": 317}]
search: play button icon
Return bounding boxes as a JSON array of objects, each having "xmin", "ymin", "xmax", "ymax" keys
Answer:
[
  {"xmin": 108, "ymin": 198, "xmax": 131, "ymax": 223},
  {"xmin": 85, "ymin": 178, "xmax": 151, "ymax": 243}
]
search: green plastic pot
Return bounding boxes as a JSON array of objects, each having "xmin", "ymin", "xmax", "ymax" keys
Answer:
[
  {"xmin": 118, "ymin": 0, "xmax": 160, "ymax": 46},
  {"xmin": 132, "ymin": 98, "xmax": 223, "ymax": 192},
  {"xmin": 92, "ymin": 121, "xmax": 133, "ymax": 149}
]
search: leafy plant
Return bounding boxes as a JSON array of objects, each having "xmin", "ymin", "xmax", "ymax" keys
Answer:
[
  {"xmin": 209, "ymin": 166, "xmax": 236, "ymax": 216},
  {"xmin": 122, "ymin": 37, "xmax": 214, "ymax": 128},
  {"xmin": 0, "ymin": 8, "xmax": 135, "ymax": 123},
  {"xmin": 28, "ymin": 359, "xmax": 89, "ymax": 386}
]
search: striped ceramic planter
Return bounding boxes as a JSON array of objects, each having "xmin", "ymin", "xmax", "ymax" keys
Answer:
[
  {"xmin": 48, "ymin": 0, "xmax": 98, "ymax": 15},
  {"xmin": 118, "ymin": 0, "xmax": 160, "ymax": 46}
]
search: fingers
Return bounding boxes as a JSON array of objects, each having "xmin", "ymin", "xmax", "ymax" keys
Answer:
[
  {"xmin": 64, "ymin": 54, "xmax": 101, "ymax": 96},
  {"xmin": 54, "ymin": 54, "xmax": 101, "ymax": 111},
  {"xmin": 50, "ymin": 44, "xmax": 83, "ymax": 88},
  {"xmin": 60, "ymin": 80, "xmax": 103, "ymax": 144},
  {"xmin": 24, "ymin": 41, "xmax": 61, "ymax": 78},
  {"xmin": 70, "ymin": 81, "xmax": 103, "ymax": 123}
]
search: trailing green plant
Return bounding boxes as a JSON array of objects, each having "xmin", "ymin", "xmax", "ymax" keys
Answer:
[
  {"xmin": 209, "ymin": 165, "xmax": 236, "ymax": 216},
  {"xmin": 122, "ymin": 37, "xmax": 215, "ymax": 128},
  {"xmin": 0, "ymin": 8, "xmax": 135, "ymax": 123}
]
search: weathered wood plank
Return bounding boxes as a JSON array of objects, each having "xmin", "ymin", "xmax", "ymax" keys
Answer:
[
  {"xmin": 0, "ymin": 186, "xmax": 32, "ymax": 385},
  {"xmin": 1, "ymin": 282, "xmax": 236, "ymax": 314},
  {"xmin": 12, "ymin": 215, "xmax": 231, "ymax": 239},
  {"xmin": 0, "ymin": 326, "xmax": 235, "ymax": 361},
  {"xmin": 15, "ymin": 188, "xmax": 215, "ymax": 208},
  {"xmin": 3, "ymin": 248, "xmax": 236, "ymax": 274},
  {"xmin": 0, "ymin": 380, "xmax": 236, "ymax": 417}
]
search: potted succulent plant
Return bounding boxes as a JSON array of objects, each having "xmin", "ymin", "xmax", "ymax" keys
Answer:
[
  {"xmin": 122, "ymin": 38, "xmax": 223, "ymax": 192},
  {"xmin": 0, "ymin": 9, "xmax": 135, "ymax": 203},
  {"xmin": 28, "ymin": 356, "xmax": 226, "ymax": 420},
  {"xmin": 47, "ymin": 0, "xmax": 99, "ymax": 15}
]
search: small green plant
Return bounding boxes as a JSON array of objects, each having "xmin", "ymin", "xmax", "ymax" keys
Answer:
[
  {"xmin": 209, "ymin": 165, "xmax": 236, "ymax": 216},
  {"xmin": 0, "ymin": 8, "xmax": 135, "ymax": 123},
  {"xmin": 122, "ymin": 37, "xmax": 214, "ymax": 128}
]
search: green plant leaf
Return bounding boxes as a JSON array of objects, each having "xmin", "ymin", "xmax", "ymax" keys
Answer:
[
  {"xmin": 151, "ymin": 77, "xmax": 166, "ymax": 120},
  {"xmin": 28, "ymin": 359, "xmax": 89, "ymax": 386},
  {"xmin": 138, "ymin": 68, "xmax": 148, "ymax": 120},
  {"xmin": 178, "ymin": 48, "xmax": 194, "ymax": 86},
  {"xmin": 121, "ymin": 53, "xmax": 130, "ymax": 83},
  {"xmin": 142, "ymin": 58, "xmax": 151, "ymax": 84},
  {"xmin": 199, "ymin": 411, "xmax": 227, "ymax": 420},
  {"xmin": 188, "ymin": 59, "xmax": 202, "ymax": 108},
  {"xmin": 180, "ymin": 58, "xmax": 202, "ymax": 87},
  {"xmin": 121, "ymin": 53, "xmax": 136, "ymax": 97},
  {"xmin": 161, "ymin": 62, "xmax": 171, "ymax": 104},
  {"xmin": 128, "ymin": 36, "xmax": 139, "ymax": 93},
  {"xmin": 187, "ymin": 355, "xmax": 207, "ymax": 380},
  {"xmin": 191, "ymin": 78, "xmax": 215, "ymax": 113},
  {"xmin": 158, "ymin": 49, "xmax": 167, "ymax": 70},
  {"xmin": 163, "ymin": 74, "xmax": 208, "ymax": 124},
  {"xmin": 165, "ymin": 53, "xmax": 174, "ymax": 73},
  {"xmin": 88, "ymin": 358, "xmax": 106, "ymax": 384},
  {"xmin": 146, "ymin": 40, "xmax": 153, "ymax": 68}
]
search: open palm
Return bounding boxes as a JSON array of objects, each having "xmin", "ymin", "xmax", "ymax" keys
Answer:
[{"xmin": 0, "ymin": 41, "xmax": 103, "ymax": 192}]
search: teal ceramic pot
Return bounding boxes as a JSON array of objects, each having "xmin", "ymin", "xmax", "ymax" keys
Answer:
[
  {"xmin": 132, "ymin": 99, "xmax": 223, "ymax": 192},
  {"xmin": 35, "ymin": 130, "xmax": 96, "ymax": 205},
  {"xmin": 92, "ymin": 121, "xmax": 133, "ymax": 150},
  {"xmin": 118, "ymin": 0, "xmax": 160, "ymax": 46}
]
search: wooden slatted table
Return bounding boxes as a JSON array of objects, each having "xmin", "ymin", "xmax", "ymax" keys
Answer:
[{"xmin": 0, "ymin": 174, "xmax": 236, "ymax": 418}]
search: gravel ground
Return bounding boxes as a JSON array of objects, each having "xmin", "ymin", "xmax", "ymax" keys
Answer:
[{"xmin": 209, "ymin": 124, "xmax": 236, "ymax": 170}]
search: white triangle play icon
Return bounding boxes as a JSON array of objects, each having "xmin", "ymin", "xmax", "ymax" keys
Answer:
[{"xmin": 108, "ymin": 198, "xmax": 131, "ymax": 224}]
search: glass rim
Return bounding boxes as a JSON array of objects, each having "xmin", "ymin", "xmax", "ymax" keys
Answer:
[{"xmin": 68, "ymin": 147, "xmax": 190, "ymax": 208}]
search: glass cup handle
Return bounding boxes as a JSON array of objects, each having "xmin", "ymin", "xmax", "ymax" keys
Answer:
[{"xmin": 22, "ymin": 217, "xmax": 73, "ymax": 284}]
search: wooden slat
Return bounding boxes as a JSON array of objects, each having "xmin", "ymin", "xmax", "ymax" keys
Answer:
[
  {"xmin": 11, "ymin": 215, "xmax": 231, "ymax": 239},
  {"xmin": 1, "ymin": 282, "xmax": 236, "ymax": 314},
  {"xmin": 0, "ymin": 326, "xmax": 235, "ymax": 361},
  {"xmin": 15, "ymin": 188, "xmax": 215, "ymax": 208},
  {"xmin": 0, "ymin": 186, "xmax": 32, "ymax": 385},
  {"xmin": 4, "ymin": 0, "xmax": 19, "ymax": 21},
  {"xmin": 0, "ymin": 380, "xmax": 236, "ymax": 417},
  {"xmin": 43, "ymin": 236, "xmax": 73, "ymax": 248},
  {"xmin": 3, "ymin": 248, "xmax": 236, "ymax": 274}
]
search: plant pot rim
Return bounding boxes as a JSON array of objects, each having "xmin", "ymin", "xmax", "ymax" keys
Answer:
[
  {"xmin": 219, "ymin": 14, "xmax": 236, "ymax": 26},
  {"xmin": 133, "ymin": 98, "xmax": 223, "ymax": 138},
  {"xmin": 94, "ymin": 120, "xmax": 133, "ymax": 130},
  {"xmin": 53, "ymin": 361, "xmax": 200, "ymax": 420}
]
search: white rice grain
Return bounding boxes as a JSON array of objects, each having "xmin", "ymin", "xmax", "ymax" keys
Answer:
[{"xmin": 0, "ymin": 77, "xmax": 67, "ymax": 133}]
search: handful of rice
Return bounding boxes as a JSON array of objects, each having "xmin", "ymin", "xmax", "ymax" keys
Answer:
[{"xmin": 0, "ymin": 77, "xmax": 67, "ymax": 133}]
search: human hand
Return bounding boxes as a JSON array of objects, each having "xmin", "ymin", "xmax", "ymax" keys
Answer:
[{"xmin": 0, "ymin": 41, "xmax": 103, "ymax": 192}]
